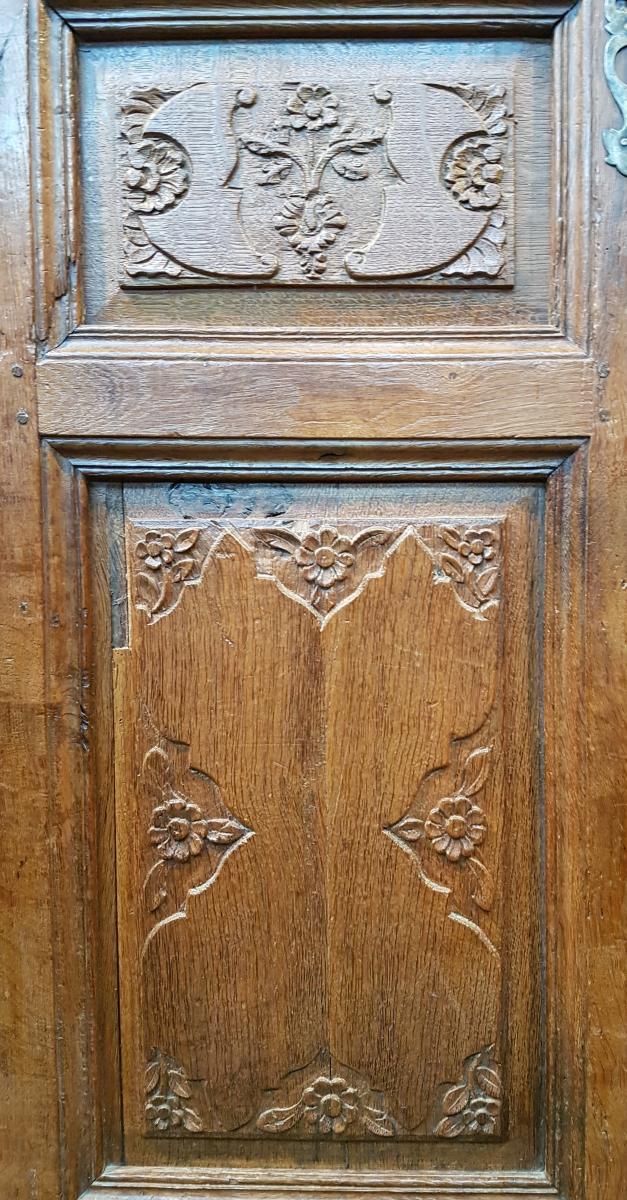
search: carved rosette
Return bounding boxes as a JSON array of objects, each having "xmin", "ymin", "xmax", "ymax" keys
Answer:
[
  {"xmin": 120, "ymin": 80, "xmax": 511, "ymax": 284},
  {"xmin": 432, "ymin": 1045, "xmax": 502, "ymax": 1138},
  {"xmin": 256, "ymin": 1059, "xmax": 399, "ymax": 1137}
]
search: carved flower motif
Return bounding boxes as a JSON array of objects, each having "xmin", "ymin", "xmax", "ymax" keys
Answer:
[
  {"xmin": 425, "ymin": 795, "xmax": 487, "ymax": 862},
  {"xmin": 293, "ymin": 527, "xmax": 355, "ymax": 589},
  {"xmin": 284, "ymin": 84, "xmax": 339, "ymax": 130},
  {"xmin": 446, "ymin": 140, "xmax": 503, "ymax": 209},
  {"xmin": 434, "ymin": 1045, "xmax": 502, "ymax": 1139},
  {"xmin": 137, "ymin": 531, "xmax": 177, "ymax": 570},
  {"xmin": 456, "ymin": 529, "xmax": 496, "ymax": 566},
  {"xmin": 302, "ymin": 1076, "xmax": 359, "ymax": 1134},
  {"xmin": 149, "ymin": 795, "xmax": 210, "ymax": 862},
  {"xmin": 125, "ymin": 140, "xmax": 189, "ymax": 214}
]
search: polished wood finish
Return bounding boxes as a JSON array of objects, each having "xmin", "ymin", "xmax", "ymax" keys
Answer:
[{"xmin": 1, "ymin": 3, "xmax": 625, "ymax": 1200}]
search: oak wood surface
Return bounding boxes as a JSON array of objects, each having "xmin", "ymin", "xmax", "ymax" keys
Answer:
[{"xmin": 0, "ymin": 1, "xmax": 625, "ymax": 1199}]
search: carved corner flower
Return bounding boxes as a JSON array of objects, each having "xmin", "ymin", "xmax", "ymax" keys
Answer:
[
  {"xmin": 145, "ymin": 1053, "xmax": 204, "ymax": 1134},
  {"xmin": 437, "ymin": 525, "xmax": 500, "ymax": 612},
  {"xmin": 284, "ymin": 83, "xmax": 339, "ymax": 130},
  {"xmin": 134, "ymin": 527, "xmax": 202, "ymax": 622},
  {"xmin": 434, "ymin": 1045, "xmax": 502, "ymax": 1139}
]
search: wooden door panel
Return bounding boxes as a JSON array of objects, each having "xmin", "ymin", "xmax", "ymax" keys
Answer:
[
  {"xmin": 110, "ymin": 481, "xmax": 541, "ymax": 1171},
  {"xmin": 4, "ymin": 2, "xmax": 624, "ymax": 1200}
]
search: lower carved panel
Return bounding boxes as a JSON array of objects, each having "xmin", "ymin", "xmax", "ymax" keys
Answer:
[{"xmin": 109, "ymin": 480, "xmax": 541, "ymax": 1168}]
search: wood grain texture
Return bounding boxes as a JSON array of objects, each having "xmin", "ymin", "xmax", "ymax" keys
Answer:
[
  {"xmin": 585, "ymin": 1, "xmax": 627, "ymax": 1196},
  {"xmin": 37, "ymin": 356, "xmax": 594, "ymax": 439},
  {"xmin": 110, "ymin": 481, "xmax": 542, "ymax": 1173},
  {"xmin": 2, "ymin": 0, "xmax": 625, "ymax": 1197},
  {"xmin": 0, "ymin": 5, "xmax": 61, "ymax": 1200}
]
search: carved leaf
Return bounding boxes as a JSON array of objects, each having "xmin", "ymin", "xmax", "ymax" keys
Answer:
[
  {"xmin": 147, "ymin": 884, "xmax": 168, "ymax": 913},
  {"xmin": 476, "ymin": 1065, "xmax": 502, "ymax": 1099},
  {"xmin": 394, "ymin": 816, "xmax": 423, "ymax": 842},
  {"xmin": 143, "ymin": 747, "xmax": 173, "ymax": 794},
  {"xmin": 474, "ymin": 566, "xmax": 499, "ymax": 599},
  {"xmin": 440, "ymin": 526, "xmax": 462, "ymax": 551},
  {"xmin": 331, "ymin": 156, "xmax": 370, "ymax": 180},
  {"xmin": 350, "ymin": 528, "xmax": 395, "ymax": 550},
  {"xmin": 435, "ymin": 1114, "xmax": 466, "ymax": 1137},
  {"xmin": 440, "ymin": 553, "xmax": 466, "ymax": 584},
  {"xmin": 168, "ymin": 1069, "xmax": 192, "ymax": 1099},
  {"xmin": 182, "ymin": 1107, "xmax": 204, "ymax": 1132},
  {"xmin": 256, "ymin": 1101, "xmax": 305, "ymax": 1133},
  {"xmin": 362, "ymin": 1106, "xmax": 396, "ymax": 1136},
  {"xmin": 136, "ymin": 570, "xmax": 162, "ymax": 611},
  {"xmin": 171, "ymin": 557, "xmax": 195, "ymax": 583},
  {"xmin": 145, "ymin": 1060, "xmax": 161, "ymax": 1094},
  {"xmin": 441, "ymin": 1083, "xmax": 471, "ymax": 1115},
  {"xmin": 461, "ymin": 747, "xmax": 490, "ymax": 796},
  {"xmin": 205, "ymin": 818, "xmax": 246, "ymax": 845},
  {"xmin": 254, "ymin": 528, "xmax": 301, "ymax": 555},
  {"xmin": 469, "ymin": 857, "xmax": 494, "ymax": 911},
  {"xmin": 173, "ymin": 529, "xmax": 199, "ymax": 553}
]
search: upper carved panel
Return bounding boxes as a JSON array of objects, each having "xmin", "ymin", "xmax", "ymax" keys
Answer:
[{"xmin": 120, "ymin": 79, "xmax": 512, "ymax": 285}]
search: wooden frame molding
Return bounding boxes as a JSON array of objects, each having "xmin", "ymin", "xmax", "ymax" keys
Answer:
[
  {"xmin": 41, "ymin": 436, "xmax": 587, "ymax": 1200},
  {"xmin": 51, "ymin": 1, "xmax": 578, "ymax": 37},
  {"xmin": 31, "ymin": 0, "xmax": 593, "ymax": 351}
]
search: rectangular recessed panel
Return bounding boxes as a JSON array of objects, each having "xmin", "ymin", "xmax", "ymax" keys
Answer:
[
  {"xmin": 78, "ymin": 38, "xmax": 552, "ymax": 331},
  {"xmin": 111, "ymin": 480, "xmax": 543, "ymax": 1171}
]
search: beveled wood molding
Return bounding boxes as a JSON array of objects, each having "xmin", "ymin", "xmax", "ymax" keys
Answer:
[
  {"xmin": 82, "ymin": 1162, "xmax": 559, "ymax": 1199},
  {"xmin": 46, "ymin": 435, "xmax": 586, "ymax": 480},
  {"xmin": 51, "ymin": 1, "xmax": 577, "ymax": 37}
]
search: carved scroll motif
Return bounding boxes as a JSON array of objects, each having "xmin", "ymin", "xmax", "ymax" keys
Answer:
[
  {"xmin": 120, "ymin": 80, "xmax": 511, "ymax": 284},
  {"xmin": 603, "ymin": 0, "xmax": 627, "ymax": 175}
]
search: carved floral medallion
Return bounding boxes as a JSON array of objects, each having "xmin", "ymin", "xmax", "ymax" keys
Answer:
[{"xmin": 120, "ymin": 80, "xmax": 511, "ymax": 284}]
